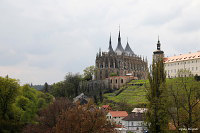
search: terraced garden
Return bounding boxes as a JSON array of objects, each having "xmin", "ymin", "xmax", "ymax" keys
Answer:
[{"xmin": 103, "ymin": 80, "xmax": 149, "ymax": 105}]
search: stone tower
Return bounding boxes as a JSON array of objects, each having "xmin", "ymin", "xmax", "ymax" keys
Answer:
[
  {"xmin": 95, "ymin": 30, "xmax": 148, "ymax": 80},
  {"xmin": 153, "ymin": 37, "xmax": 164, "ymax": 62}
]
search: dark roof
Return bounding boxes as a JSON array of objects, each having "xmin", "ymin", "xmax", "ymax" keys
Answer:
[
  {"xmin": 122, "ymin": 113, "xmax": 144, "ymax": 121},
  {"xmin": 108, "ymin": 35, "xmax": 114, "ymax": 53},
  {"xmin": 153, "ymin": 50, "xmax": 164, "ymax": 54},
  {"xmin": 115, "ymin": 43, "xmax": 124, "ymax": 54},
  {"xmin": 115, "ymin": 30, "xmax": 124, "ymax": 55},
  {"xmin": 79, "ymin": 98, "xmax": 88, "ymax": 105},
  {"xmin": 125, "ymin": 42, "xmax": 134, "ymax": 55}
]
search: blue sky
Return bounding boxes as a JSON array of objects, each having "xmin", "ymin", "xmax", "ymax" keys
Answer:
[{"xmin": 0, "ymin": 0, "xmax": 200, "ymax": 84}]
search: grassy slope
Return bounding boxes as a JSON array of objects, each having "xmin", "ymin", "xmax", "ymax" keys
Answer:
[
  {"xmin": 104, "ymin": 80, "xmax": 149, "ymax": 105},
  {"xmin": 103, "ymin": 78, "xmax": 195, "ymax": 106}
]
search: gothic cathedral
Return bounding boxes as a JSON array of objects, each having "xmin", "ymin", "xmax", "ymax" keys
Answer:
[{"xmin": 95, "ymin": 30, "xmax": 148, "ymax": 80}]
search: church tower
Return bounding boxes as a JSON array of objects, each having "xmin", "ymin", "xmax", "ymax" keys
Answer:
[{"xmin": 153, "ymin": 37, "xmax": 164, "ymax": 62}]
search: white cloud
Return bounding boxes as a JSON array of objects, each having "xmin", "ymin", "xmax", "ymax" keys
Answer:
[{"xmin": 0, "ymin": 0, "xmax": 200, "ymax": 84}]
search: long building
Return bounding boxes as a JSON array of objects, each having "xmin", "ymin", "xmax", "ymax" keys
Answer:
[
  {"xmin": 164, "ymin": 51, "xmax": 200, "ymax": 78},
  {"xmin": 152, "ymin": 39, "xmax": 200, "ymax": 78}
]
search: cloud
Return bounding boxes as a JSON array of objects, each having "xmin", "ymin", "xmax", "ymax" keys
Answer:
[{"xmin": 0, "ymin": 0, "xmax": 200, "ymax": 84}]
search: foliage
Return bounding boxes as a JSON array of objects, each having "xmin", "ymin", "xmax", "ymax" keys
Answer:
[
  {"xmin": 23, "ymin": 98, "xmax": 73, "ymax": 133},
  {"xmin": 194, "ymin": 74, "xmax": 200, "ymax": 81},
  {"xmin": 0, "ymin": 76, "xmax": 54, "ymax": 133},
  {"xmin": 0, "ymin": 76, "xmax": 21, "ymax": 132},
  {"xmin": 83, "ymin": 65, "xmax": 96, "ymax": 81},
  {"xmin": 24, "ymin": 98, "xmax": 115, "ymax": 133},
  {"xmin": 166, "ymin": 77, "xmax": 200, "ymax": 132},
  {"xmin": 55, "ymin": 101, "xmax": 115, "ymax": 133},
  {"xmin": 0, "ymin": 76, "xmax": 20, "ymax": 119},
  {"xmin": 146, "ymin": 58, "xmax": 169, "ymax": 132},
  {"xmin": 43, "ymin": 82, "xmax": 49, "ymax": 92},
  {"xmin": 50, "ymin": 73, "xmax": 82, "ymax": 98}
]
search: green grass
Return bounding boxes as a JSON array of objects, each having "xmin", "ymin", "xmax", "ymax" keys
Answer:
[
  {"xmin": 104, "ymin": 80, "xmax": 148, "ymax": 105},
  {"xmin": 103, "ymin": 77, "xmax": 197, "ymax": 106}
]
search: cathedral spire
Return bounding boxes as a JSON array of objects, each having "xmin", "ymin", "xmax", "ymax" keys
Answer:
[
  {"xmin": 118, "ymin": 26, "xmax": 121, "ymax": 43},
  {"xmin": 108, "ymin": 33, "xmax": 114, "ymax": 53},
  {"xmin": 125, "ymin": 38, "xmax": 134, "ymax": 56},
  {"xmin": 115, "ymin": 26, "xmax": 124, "ymax": 55}
]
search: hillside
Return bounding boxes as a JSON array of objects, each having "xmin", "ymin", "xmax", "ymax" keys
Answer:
[{"xmin": 103, "ymin": 80, "xmax": 148, "ymax": 106}]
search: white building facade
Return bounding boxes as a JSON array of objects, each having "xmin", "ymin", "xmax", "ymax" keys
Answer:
[
  {"xmin": 122, "ymin": 113, "xmax": 147, "ymax": 133},
  {"xmin": 106, "ymin": 111, "xmax": 128, "ymax": 125},
  {"xmin": 164, "ymin": 51, "xmax": 200, "ymax": 78}
]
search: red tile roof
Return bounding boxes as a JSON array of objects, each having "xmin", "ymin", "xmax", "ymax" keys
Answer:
[{"xmin": 109, "ymin": 111, "xmax": 128, "ymax": 117}]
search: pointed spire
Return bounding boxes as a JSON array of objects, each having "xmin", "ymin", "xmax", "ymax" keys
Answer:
[
  {"xmin": 99, "ymin": 48, "xmax": 101, "ymax": 56},
  {"xmin": 108, "ymin": 33, "xmax": 114, "ymax": 53},
  {"xmin": 115, "ymin": 26, "xmax": 124, "ymax": 55},
  {"xmin": 157, "ymin": 35, "xmax": 161, "ymax": 50},
  {"xmin": 125, "ymin": 38, "xmax": 134, "ymax": 56},
  {"xmin": 118, "ymin": 25, "xmax": 121, "ymax": 43}
]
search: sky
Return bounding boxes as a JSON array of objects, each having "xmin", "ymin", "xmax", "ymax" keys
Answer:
[{"xmin": 0, "ymin": 0, "xmax": 200, "ymax": 85}]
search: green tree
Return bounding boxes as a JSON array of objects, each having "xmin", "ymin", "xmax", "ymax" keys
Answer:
[
  {"xmin": 0, "ymin": 76, "xmax": 20, "ymax": 119},
  {"xmin": 146, "ymin": 58, "xmax": 169, "ymax": 132},
  {"xmin": 64, "ymin": 73, "xmax": 81, "ymax": 97},
  {"xmin": 43, "ymin": 82, "xmax": 49, "ymax": 93},
  {"xmin": 50, "ymin": 73, "xmax": 82, "ymax": 98},
  {"xmin": 166, "ymin": 77, "xmax": 200, "ymax": 133},
  {"xmin": 0, "ymin": 76, "xmax": 21, "ymax": 132},
  {"xmin": 83, "ymin": 66, "xmax": 96, "ymax": 81}
]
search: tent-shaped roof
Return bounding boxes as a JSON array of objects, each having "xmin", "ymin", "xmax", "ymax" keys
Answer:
[
  {"xmin": 115, "ymin": 30, "xmax": 124, "ymax": 55},
  {"xmin": 125, "ymin": 42, "xmax": 134, "ymax": 55}
]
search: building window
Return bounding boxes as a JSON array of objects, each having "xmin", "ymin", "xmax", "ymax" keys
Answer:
[
  {"xmin": 110, "ymin": 79, "xmax": 112, "ymax": 83},
  {"xmin": 132, "ymin": 122, "xmax": 134, "ymax": 126},
  {"xmin": 121, "ymin": 79, "xmax": 123, "ymax": 83},
  {"xmin": 192, "ymin": 67, "xmax": 194, "ymax": 71},
  {"xmin": 116, "ymin": 79, "xmax": 117, "ymax": 83}
]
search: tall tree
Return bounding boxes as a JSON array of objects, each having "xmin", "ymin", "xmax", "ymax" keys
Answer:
[
  {"xmin": 146, "ymin": 58, "xmax": 169, "ymax": 132},
  {"xmin": 166, "ymin": 77, "xmax": 200, "ymax": 133},
  {"xmin": 83, "ymin": 66, "xmax": 96, "ymax": 81},
  {"xmin": 43, "ymin": 82, "xmax": 49, "ymax": 93},
  {"xmin": 0, "ymin": 76, "xmax": 20, "ymax": 119},
  {"xmin": 64, "ymin": 73, "xmax": 81, "ymax": 97},
  {"xmin": 0, "ymin": 76, "xmax": 21, "ymax": 132}
]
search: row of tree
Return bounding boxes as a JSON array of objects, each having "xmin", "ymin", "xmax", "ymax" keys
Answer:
[{"xmin": 0, "ymin": 76, "xmax": 54, "ymax": 132}]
